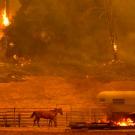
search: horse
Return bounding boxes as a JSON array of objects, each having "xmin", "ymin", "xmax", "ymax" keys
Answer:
[{"xmin": 30, "ymin": 108, "xmax": 63, "ymax": 127}]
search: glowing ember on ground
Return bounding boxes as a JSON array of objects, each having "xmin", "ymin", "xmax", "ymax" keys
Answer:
[
  {"xmin": 2, "ymin": 9, "xmax": 10, "ymax": 27},
  {"xmin": 116, "ymin": 118, "xmax": 135, "ymax": 127},
  {"xmin": 13, "ymin": 54, "xmax": 31, "ymax": 67}
]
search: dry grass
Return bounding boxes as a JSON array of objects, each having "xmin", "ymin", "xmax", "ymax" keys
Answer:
[{"xmin": 0, "ymin": 74, "xmax": 134, "ymax": 108}]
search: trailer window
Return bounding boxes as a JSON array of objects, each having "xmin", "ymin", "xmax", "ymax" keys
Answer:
[
  {"xmin": 99, "ymin": 98, "xmax": 106, "ymax": 102},
  {"xmin": 112, "ymin": 99, "xmax": 125, "ymax": 104}
]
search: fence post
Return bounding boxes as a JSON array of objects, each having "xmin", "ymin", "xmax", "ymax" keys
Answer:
[
  {"xmin": 13, "ymin": 108, "xmax": 16, "ymax": 127},
  {"xmin": 66, "ymin": 112, "xmax": 68, "ymax": 127},
  {"xmin": 18, "ymin": 113, "xmax": 21, "ymax": 127},
  {"xmin": 70, "ymin": 105, "xmax": 72, "ymax": 122},
  {"xmin": 3, "ymin": 113, "xmax": 7, "ymax": 127}
]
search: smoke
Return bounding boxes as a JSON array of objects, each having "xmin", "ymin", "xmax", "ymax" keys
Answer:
[
  {"xmin": 112, "ymin": 0, "xmax": 135, "ymax": 63},
  {"xmin": 5, "ymin": 0, "xmax": 135, "ymax": 76},
  {"xmin": 6, "ymin": 1, "xmax": 111, "ymax": 61}
]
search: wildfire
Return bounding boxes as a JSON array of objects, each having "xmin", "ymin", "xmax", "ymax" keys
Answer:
[
  {"xmin": 2, "ymin": 9, "xmax": 10, "ymax": 27},
  {"xmin": 13, "ymin": 54, "xmax": 31, "ymax": 67},
  {"xmin": 113, "ymin": 42, "xmax": 118, "ymax": 52},
  {"xmin": 116, "ymin": 118, "xmax": 135, "ymax": 127}
]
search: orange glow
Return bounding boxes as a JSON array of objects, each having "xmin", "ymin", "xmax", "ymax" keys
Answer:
[
  {"xmin": 113, "ymin": 42, "xmax": 118, "ymax": 52},
  {"xmin": 116, "ymin": 118, "xmax": 135, "ymax": 127},
  {"xmin": 13, "ymin": 54, "xmax": 31, "ymax": 67},
  {"xmin": 2, "ymin": 9, "xmax": 10, "ymax": 27}
]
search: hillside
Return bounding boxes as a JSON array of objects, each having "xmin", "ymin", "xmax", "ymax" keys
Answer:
[{"xmin": 0, "ymin": 74, "xmax": 134, "ymax": 108}]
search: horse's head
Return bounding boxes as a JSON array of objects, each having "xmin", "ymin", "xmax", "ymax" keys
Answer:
[
  {"xmin": 54, "ymin": 108, "xmax": 63, "ymax": 115},
  {"xmin": 58, "ymin": 108, "xmax": 63, "ymax": 115}
]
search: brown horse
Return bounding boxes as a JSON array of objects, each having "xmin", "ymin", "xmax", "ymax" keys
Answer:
[{"xmin": 30, "ymin": 108, "xmax": 63, "ymax": 127}]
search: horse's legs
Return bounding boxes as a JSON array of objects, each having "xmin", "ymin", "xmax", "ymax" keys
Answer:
[
  {"xmin": 37, "ymin": 118, "xmax": 40, "ymax": 127},
  {"xmin": 49, "ymin": 119, "xmax": 53, "ymax": 127},
  {"xmin": 33, "ymin": 118, "xmax": 40, "ymax": 127},
  {"xmin": 48, "ymin": 119, "xmax": 51, "ymax": 127},
  {"xmin": 33, "ymin": 118, "xmax": 37, "ymax": 126},
  {"xmin": 53, "ymin": 118, "xmax": 57, "ymax": 127}
]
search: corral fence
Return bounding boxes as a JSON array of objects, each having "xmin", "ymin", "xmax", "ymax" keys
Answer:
[{"xmin": 0, "ymin": 105, "xmax": 108, "ymax": 128}]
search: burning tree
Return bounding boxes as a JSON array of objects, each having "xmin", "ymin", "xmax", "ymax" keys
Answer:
[
  {"xmin": 2, "ymin": 9, "xmax": 10, "ymax": 27},
  {"xmin": 0, "ymin": 0, "xmax": 10, "ymax": 61},
  {"xmin": 104, "ymin": 0, "xmax": 119, "ymax": 62}
]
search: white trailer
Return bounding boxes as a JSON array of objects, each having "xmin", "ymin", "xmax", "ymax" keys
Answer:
[{"xmin": 97, "ymin": 91, "xmax": 135, "ymax": 120}]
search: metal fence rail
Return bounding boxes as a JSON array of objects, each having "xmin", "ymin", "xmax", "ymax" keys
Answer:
[{"xmin": 0, "ymin": 106, "xmax": 108, "ymax": 128}]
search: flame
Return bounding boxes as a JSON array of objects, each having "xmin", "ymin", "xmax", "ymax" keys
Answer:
[
  {"xmin": 113, "ymin": 42, "xmax": 118, "ymax": 52},
  {"xmin": 2, "ymin": 9, "xmax": 10, "ymax": 27},
  {"xmin": 13, "ymin": 54, "xmax": 31, "ymax": 67},
  {"xmin": 116, "ymin": 118, "xmax": 135, "ymax": 127}
]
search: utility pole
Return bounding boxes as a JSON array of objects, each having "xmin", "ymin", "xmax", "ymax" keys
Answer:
[
  {"xmin": 5, "ymin": 0, "xmax": 10, "ymax": 16},
  {"xmin": 104, "ymin": 0, "xmax": 118, "ymax": 62}
]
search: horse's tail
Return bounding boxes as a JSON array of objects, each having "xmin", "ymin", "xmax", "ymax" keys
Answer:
[{"xmin": 30, "ymin": 111, "xmax": 35, "ymax": 118}]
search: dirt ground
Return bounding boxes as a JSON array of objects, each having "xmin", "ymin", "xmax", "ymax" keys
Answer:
[{"xmin": 0, "ymin": 128, "xmax": 133, "ymax": 135}]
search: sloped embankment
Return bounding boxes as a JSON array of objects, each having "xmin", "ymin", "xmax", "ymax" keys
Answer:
[{"xmin": 0, "ymin": 75, "xmax": 134, "ymax": 108}]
